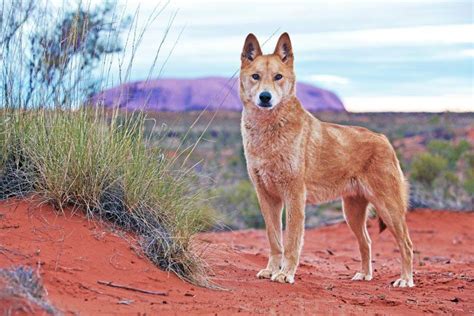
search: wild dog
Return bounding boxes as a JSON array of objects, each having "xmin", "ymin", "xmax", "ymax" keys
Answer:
[{"xmin": 239, "ymin": 33, "xmax": 414, "ymax": 287}]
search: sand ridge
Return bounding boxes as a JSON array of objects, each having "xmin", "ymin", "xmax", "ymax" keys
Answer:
[{"xmin": 0, "ymin": 199, "xmax": 472, "ymax": 314}]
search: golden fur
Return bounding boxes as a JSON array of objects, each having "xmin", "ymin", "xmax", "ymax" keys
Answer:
[{"xmin": 239, "ymin": 33, "xmax": 414, "ymax": 287}]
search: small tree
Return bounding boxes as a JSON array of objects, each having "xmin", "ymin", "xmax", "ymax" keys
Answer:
[
  {"xmin": 1, "ymin": 1, "xmax": 129, "ymax": 109},
  {"xmin": 214, "ymin": 180, "xmax": 263, "ymax": 229},
  {"xmin": 462, "ymin": 152, "xmax": 474, "ymax": 196},
  {"xmin": 427, "ymin": 139, "xmax": 470, "ymax": 169},
  {"xmin": 411, "ymin": 153, "xmax": 447, "ymax": 187}
]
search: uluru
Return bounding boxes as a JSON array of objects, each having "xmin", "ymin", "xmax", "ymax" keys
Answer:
[{"xmin": 91, "ymin": 77, "xmax": 346, "ymax": 112}]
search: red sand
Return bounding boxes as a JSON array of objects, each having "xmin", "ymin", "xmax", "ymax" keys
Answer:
[{"xmin": 0, "ymin": 199, "xmax": 472, "ymax": 315}]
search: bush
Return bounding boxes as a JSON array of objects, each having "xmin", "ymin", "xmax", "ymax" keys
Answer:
[
  {"xmin": 214, "ymin": 180, "xmax": 263, "ymax": 229},
  {"xmin": 409, "ymin": 139, "xmax": 473, "ymax": 210},
  {"xmin": 463, "ymin": 152, "xmax": 474, "ymax": 195},
  {"xmin": 464, "ymin": 177, "xmax": 474, "ymax": 195},
  {"xmin": 427, "ymin": 139, "xmax": 470, "ymax": 169},
  {"xmin": 410, "ymin": 153, "xmax": 448, "ymax": 187},
  {"xmin": 1, "ymin": 1, "xmax": 128, "ymax": 109}
]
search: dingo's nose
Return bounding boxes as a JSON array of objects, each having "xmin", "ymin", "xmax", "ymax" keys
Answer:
[{"xmin": 259, "ymin": 91, "xmax": 272, "ymax": 103}]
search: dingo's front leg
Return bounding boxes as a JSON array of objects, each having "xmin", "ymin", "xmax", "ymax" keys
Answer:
[
  {"xmin": 254, "ymin": 185, "xmax": 284, "ymax": 279},
  {"xmin": 272, "ymin": 187, "xmax": 305, "ymax": 284}
]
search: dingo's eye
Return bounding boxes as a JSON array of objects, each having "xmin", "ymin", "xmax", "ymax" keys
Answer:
[
  {"xmin": 274, "ymin": 74, "xmax": 283, "ymax": 81},
  {"xmin": 251, "ymin": 74, "xmax": 260, "ymax": 80}
]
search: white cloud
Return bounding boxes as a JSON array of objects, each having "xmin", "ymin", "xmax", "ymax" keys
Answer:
[
  {"xmin": 460, "ymin": 49, "xmax": 474, "ymax": 57},
  {"xmin": 292, "ymin": 24, "xmax": 474, "ymax": 51},
  {"xmin": 305, "ymin": 74, "xmax": 350, "ymax": 85},
  {"xmin": 162, "ymin": 24, "xmax": 474, "ymax": 62},
  {"xmin": 344, "ymin": 95, "xmax": 474, "ymax": 112}
]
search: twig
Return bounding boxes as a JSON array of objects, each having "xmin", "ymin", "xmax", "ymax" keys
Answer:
[
  {"xmin": 0, "ymin": 224, "xmax": 19, "ymax": 229},
  {"xmin": 79, "ymin": 283, "xmax": 123, "ymax": 300},
  {"xmin": 97, "ymin": 280, "xmax": 168, "ymax": 296},
  {"xmin": 0, "ymin": 245, "xmax": 30, "ymax": 258}
]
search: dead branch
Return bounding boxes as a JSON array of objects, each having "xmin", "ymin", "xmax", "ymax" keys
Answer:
[{"xmin": 97, "ymin": 280, "xmax": 168, "ymax": 296}]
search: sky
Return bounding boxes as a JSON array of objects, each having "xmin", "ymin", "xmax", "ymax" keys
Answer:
[{"xmin": 61, "ymin": 0, "xmax": 473, "ymax": 112}]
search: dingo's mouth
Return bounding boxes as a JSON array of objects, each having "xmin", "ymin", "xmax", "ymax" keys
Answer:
[{"xmin": 257, "ymin": 102, "xmax": 273, "ymax": 108}]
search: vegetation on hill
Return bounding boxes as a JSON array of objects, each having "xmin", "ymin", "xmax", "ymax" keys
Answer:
[
  {"xmin": 146, "ymin": 112, "xmax": 474, "ymax": 229},
  {"xmin": 410, "ymin": 139, "xmax": 473, "ymax": 210}
]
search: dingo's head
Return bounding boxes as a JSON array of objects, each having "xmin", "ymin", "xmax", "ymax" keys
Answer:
[{"xmin": 239, "ymin": 33, "xmax": 295, "ymax": 110}]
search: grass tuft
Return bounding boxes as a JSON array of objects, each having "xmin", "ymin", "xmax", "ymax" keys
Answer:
[
  {"xmin": 0, "ymin": 108, "xmax": 214, "ymax": 286},
  {"xmin": 0, "ymin": 266, "xmax": 58, "ymax": 315}
]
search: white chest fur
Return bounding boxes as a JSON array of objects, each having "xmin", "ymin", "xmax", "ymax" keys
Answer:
[{"xmin": 242, "ymin": 120, "xmax": 303, "ymax": 192}]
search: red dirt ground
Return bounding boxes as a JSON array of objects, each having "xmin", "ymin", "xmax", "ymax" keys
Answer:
[{"xmin": 0, "ymin": 199, "xmax": 472, "ymax": 315}]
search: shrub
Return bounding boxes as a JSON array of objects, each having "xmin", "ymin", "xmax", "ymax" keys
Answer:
[
  {"xmin": 464, "ymin": 177, "xmax": 474, "ymax": 195},
  {"xmin": 1, "ymin": 1, "xmax": 129, "ymax": 109},
  {"xmin": 214, "ymin": 180, "xmax": 263, "ymax": 229},
  {"xmin": 409, "ymin": 139, "xmax": 473, "ymax": 210},
  {"xmin": 463, "ymin": 152, "xmax": 474, "ymax": 196},
  {"xmin": 427, "ymin": 139, "xmax": 471, "ymax": 169},
  {"xmin": 410, "ymin": 153, "xmax": 448, "ymax": 187}
]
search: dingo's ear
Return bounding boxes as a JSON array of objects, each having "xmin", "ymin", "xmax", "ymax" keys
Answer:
[
  {"xmin": 241, "ymin": 33, "xmax": 262, "ymax": 65},
  {"xmin": 274, "ymin": 32, "xmax": 293, "ymax": 66}
]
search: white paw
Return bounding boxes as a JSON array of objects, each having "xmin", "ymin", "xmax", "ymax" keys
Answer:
[
  {"xmin": 271, "ymin": 271, "xmax": 295, "ymax": 284},
  {"xmin": 256, "ymin": 268, "xmax": 273, "ymax": 279},
  {"xmin": 393, "ymin": 278, "xmax": 415, "ymax": 288},
  {"xmin": 351, "ymin": 272, "xmax": 373, "ymax": 281}
]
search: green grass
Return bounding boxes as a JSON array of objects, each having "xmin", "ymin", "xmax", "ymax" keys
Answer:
[{"xmin": 0, "ymin": 108, "xmax": 215, "ymax": 285}]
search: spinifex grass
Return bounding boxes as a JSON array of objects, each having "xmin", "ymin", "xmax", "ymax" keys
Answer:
[
  {"xmin": 0, "ymin": 266, "xmax": 58, "ymax": 315},
  {"xmin": 0, "ymin": 108, "xmax": 214, "ymax": 285}
]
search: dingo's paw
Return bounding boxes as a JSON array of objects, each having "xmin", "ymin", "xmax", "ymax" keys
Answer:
[
  {"xmin": 256, "ymin": 268, "xmax": 273, "ymax": 279},
  {"xmin": 351, "ymin": 272, "xmax": 372, "ymax": 281},
  {"xmin": 271, "ymin": 271, "xmax": 295, "ymax": 284},
  {"xmin": 392, "ymin": 277, "xmax": 414, "ymax": 288}
]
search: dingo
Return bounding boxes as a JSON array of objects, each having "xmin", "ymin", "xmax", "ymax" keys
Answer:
[{"xmin": 239, "ymin": 33, "xmax": 414, "ymax": 287}]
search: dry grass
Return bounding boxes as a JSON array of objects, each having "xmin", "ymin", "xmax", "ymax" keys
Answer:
[
  {"xmin": 0, "ymin": 266, "xmax": 58, "ymax": 315},
  {"xmin": 0, "ymin": 108, "xmax": 215, "ymax": 285}
]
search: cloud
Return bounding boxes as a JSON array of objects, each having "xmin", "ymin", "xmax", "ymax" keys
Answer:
[
  {"xmin": 305, "ymin": 74, "xmax": 350, "ymax": 85},
  {"xmin": 460, "ymin": 49, "xmax": 474, "ymax": 57},
  {"xmin": 344, "ymin": 94, "xmax": 474, "ymax": 112},
  {"xmin": 292, "ymin": 24, "xmax": 474, "ymax": 51},
  {"xmin": 161, "ymin": 24, "xmax": 474, "ymax": 63}
]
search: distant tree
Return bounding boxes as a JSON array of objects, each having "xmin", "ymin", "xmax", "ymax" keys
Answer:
[
  {"xmin": 1, "ymin": 0, "xmax": 35, "ymax": 107},
  {"xmin": 0, "ymin": 0, "xmax": 35, "ymax": 47},
  {"xmin": 1, "ymin": 1, "xmax": 130, "ymax": 109}
]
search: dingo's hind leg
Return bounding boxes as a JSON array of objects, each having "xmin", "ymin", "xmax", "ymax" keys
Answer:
[
  {"xmin": 375, "ymin": 199, "xmax": 414, "ymax": 287},
  {"xmin": 343, "ymin": 195, "xmax": 372, "ymax": 281},
  {"xmin": 366, "ymin": 173, "xmax": 414, "ymax": 287}
]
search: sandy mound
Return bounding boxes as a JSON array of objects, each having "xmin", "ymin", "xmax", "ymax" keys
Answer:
[{"xmin": 0, "ymin": 199, "xmax": 472, "ymax": 314}]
